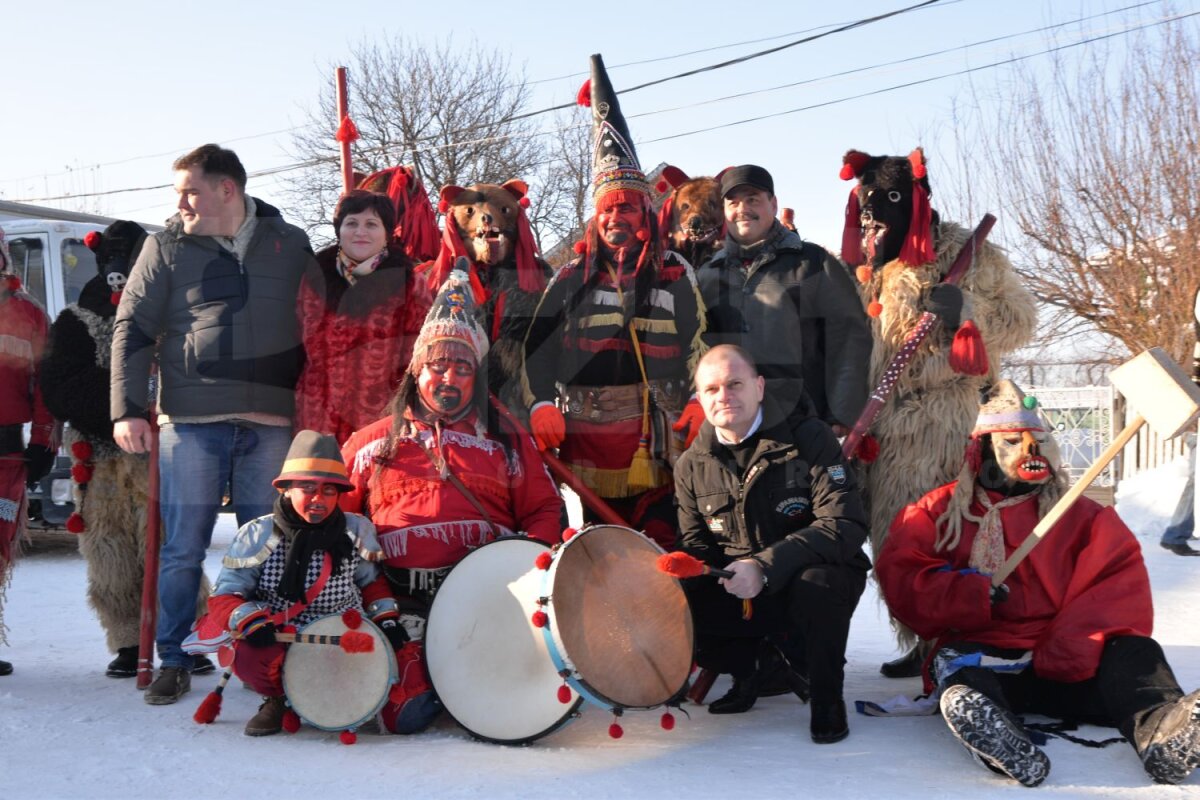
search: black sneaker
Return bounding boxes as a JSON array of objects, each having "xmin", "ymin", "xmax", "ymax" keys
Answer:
[
  {"xmin": 940, "ymin": 684, "xmax": 1050, "ymax": 787},
  {"xmin": 191, "ymin": 654, "xmax": 216, "ymax": 675},
  {"xmin": 144, "ymin": 666, "xmax": 191, "ymax": 705},
  {"xmin": 1140, "ymin": 690, "xmax": 1200, "ymax": 784},
  {"xmin": 106, "ymin": 646, "xmax": 138, "ymax": 678}
]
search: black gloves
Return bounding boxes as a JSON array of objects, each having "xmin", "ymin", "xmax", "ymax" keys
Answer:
[
  {"xmin": 990, "ymin": 582, "xmax": 1010, "ymax": 606},
  {"xmin": 243, "ymin": 621, "xmax": 278, "ymax": 648},
  {"xmin": 23, "ymin": 444, "xmax": 54, "ymax": 485},
  {"xmin": 923, "ymin": 284, "xmax": 963, "ymax": 330},
  {"xmin": 379, "ymin": 618, "xmax": 409, "ymax": 650}
]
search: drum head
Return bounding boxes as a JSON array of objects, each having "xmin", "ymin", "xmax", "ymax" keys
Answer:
[
  {"xmin": 549, "ymin": 525, "xmax": 693, "ymax": 708},
  {"xmin": 283, "ymin": 615, "xmax": 394, "ymax": 731},
  {"xmin": 426, "ymin": 538, "xmax": 580, "ymax": 744}
]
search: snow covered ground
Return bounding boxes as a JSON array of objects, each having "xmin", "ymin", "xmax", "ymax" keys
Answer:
[{"xmin": 3, "ymin": 464, "xmax": 1200, "ymax": 799}]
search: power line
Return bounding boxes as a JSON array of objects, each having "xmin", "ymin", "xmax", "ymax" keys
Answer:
[{"xmin": 13, "ymin": 5, "xmax": 1192, "ymax": 205}]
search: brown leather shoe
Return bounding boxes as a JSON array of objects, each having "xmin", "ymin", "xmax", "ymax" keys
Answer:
[
  {"xmin": 245, "ymin": 696, "xmax": 288, "ymax": 737},
  {"xmin": 144, "ymin": 666, "xmax": 191, "ymax": 705}
]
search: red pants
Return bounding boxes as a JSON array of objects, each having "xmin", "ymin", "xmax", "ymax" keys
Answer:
[{"xmin": 232, "ymin": 641, "xmax": 288, "ymax": 697}]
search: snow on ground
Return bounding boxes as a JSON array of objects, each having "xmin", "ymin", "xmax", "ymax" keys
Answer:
[{"xmin": 3, "ymin": 471, "xmax": 1200, "ymax": 800}]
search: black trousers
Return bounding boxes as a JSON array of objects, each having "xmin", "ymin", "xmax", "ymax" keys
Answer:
[
  {"xmin": 684, "ymin": 563, "xmax": 866, "ymax": 702},
  {"xmin": 938, "ymin": 636, "xmax": 1185, "ymax": 752}
]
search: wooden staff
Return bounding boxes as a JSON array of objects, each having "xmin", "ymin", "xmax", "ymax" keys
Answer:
[
  {"xmin": 335, "ymin": 67, "xmax": 355, "ymax": 194},
  {"xmin": 842, "ymin": 213, "xmax": 997, "ymax": 460},
  {"xmin": 136, "ymin": 394, "xmax": 161, "ymax": 690}
]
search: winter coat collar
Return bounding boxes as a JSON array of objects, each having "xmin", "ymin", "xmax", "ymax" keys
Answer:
[
  {"xmin": 693, "ymin": 394, "xmax": 801, "ymax": 464},
  {"xmin": 162, "ymin": 196, "xmax": 291, "ymax": 240}
]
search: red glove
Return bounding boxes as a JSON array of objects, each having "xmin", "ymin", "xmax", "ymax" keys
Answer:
[
  {"xmin": 672, "ymin": 397, "xmax": 705, "ymax": 449},
  {"xmin": 530, "ymin": 404, "xmax": 566, "ymax": 451}
]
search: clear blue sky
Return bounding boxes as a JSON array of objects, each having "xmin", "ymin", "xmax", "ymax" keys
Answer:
[{"xmin": 3, "ymin": 0, "xmax": 1193, "ymax": 250}]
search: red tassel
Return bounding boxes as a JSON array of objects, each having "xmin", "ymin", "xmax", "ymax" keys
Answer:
[
  {"xmin": 562, "ymin": 527, "xmax": 578, "ymax": 541},
  {"xmin": 576, "ymin": 79, "xmax": 592, "ymax": 107},
  {"xmin": 867, "ymin": 301, "xmax": 883, "ymax": 318},
  {"xmin": 192, "ymin": 690, "xmax": 223, "ymax": 724},
  {"xmin": 949, "ymin": 319, "xmax": 989, "ymax": 375},
  {"xmin": 70, "ymin": 441, "xmax": 93, "ymax": 461},
  {"xmin": 898, "ymin": 186, "xmax": 935, "ymax": 266},
  {"xmin": 341, "ymin": 608, "xmax": 363, "ymax": 629},
  {"xmin": 608, "ymin": 722, "xmax": 624, "ymax": 739},
  {"xmin": 534, "ymin": 551, "xmax": 553, "ymax": 571},
  {"xmin": 856, "ymin": 433, "xmax": 880, "ymax": 464},
  {"xmin": 65, "ymin": 513, "xmax": 86, "ymax": 534},
  {"xmin": 338, "ymin": 630, "xmax": 375, "ymax": 654},
  {"xmin": 839, "ymin": 163, "xmax": 855, "ymax": 181},
  {"xmin": 282, "ymin": 709, "xmax": 301, "ymax": 733},
  {"xmin": 557, "ymin": 684, "xmax": 572, "ymax": 704},
  {"xmin": 83, "ymin": 230, "xmax": 102, "ymax": 251},
  {"xmin": 335, "ymin": 116, "xmax": 359, "ymax": 144},
  {"xmin": 855, "ymin": 265, "xmax": 873, "ymax": 285},
  {"xmin": 908, "ymin": 147, "xmax": 927, "ymax": 179},
  {"xmin": 841, "ymin": 188, "xmax": 863, "ymax": 267},
  {"xmin": 71, "ymin": 463, "xmax": 94, "ymax": 484},
  {"xmin": 340, "ymin": 729, "xmax": 357, "ymax": 745},
  {"xmin": 531, "ymin": 610, "xmax": 549, "ymax": 628},
  {"xmin": 661, "ymin": 711, "xmax": 676, "ymax": 731}
]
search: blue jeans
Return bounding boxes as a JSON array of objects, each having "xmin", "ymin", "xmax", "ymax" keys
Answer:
[
  {"xmin": 1163, "ymin": 443, "xmax": 1197, "ymax": 546},
  {"xmin": 156, "ymin": 421, "xmax": 291, "ymax": 668}
]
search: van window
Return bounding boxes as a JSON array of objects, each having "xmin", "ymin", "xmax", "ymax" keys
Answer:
[
  {"xmin": 7, "ymin": 235, "xmax": 48, "ymax": 309},
  {"xmin": 61, "ymin": 239, "xmax": 97, "ymax": 305}
]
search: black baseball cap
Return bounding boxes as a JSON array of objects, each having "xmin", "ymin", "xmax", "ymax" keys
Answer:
[{"xmin": 719, "ymin": 165, "xmax": 774, "ymax": 198}]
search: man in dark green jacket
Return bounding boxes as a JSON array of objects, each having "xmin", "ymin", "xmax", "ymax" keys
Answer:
[
  {"xmin": 111, "ymin": 144, "xmax": 313, "ymax": 705},
  {"xmin": 675, "ymin": 345, "xmax": 869, "ymax": 743}
]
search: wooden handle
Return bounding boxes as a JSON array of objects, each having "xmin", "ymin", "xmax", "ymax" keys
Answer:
[{"xmin": 991, "ymin": 414, "xmax": 1145, "ymax": 586}]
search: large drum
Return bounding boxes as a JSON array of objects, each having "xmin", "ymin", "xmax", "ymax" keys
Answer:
[
  {"xmin": 425, "ymin": 537, "xmax": 582, "ymax": 744},
  {"xmin": 538, "ymin": 524, "xmax": 693, "ymax": 712},
  {"xmin": 282, "ymin": 614, "xmax": 396, "ymax": 732}
]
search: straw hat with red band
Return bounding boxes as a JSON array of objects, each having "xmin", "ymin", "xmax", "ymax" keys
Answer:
[{"xmin": 272, "ymin": 430, "xmax": 353, "ymax": 491}]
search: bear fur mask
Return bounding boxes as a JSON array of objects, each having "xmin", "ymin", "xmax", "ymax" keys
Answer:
[
  {"xmin": 440, "ymin": 180, "xmax": 528, "ymax": 269},
  {"xmin": 656, "ymin": 166, "xmax": 723, "ymax": 267}
]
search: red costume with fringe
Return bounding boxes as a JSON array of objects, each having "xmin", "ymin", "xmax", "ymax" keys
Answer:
[{"xmin": 877, "ymin": 482, "xmax": 1153, "ymax": 691}]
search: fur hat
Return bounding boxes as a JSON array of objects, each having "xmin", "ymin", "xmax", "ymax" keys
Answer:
[
  {"xmin": 86, "ymin": 220, "xmax": 148, "ymax": 279},
  {"xmin": 273, "ymin": 430, "xmax": 352, "ymax": 490},
  {"xmin": 409, "ymin": 260, "xmax": 489, "ymax": 374},
  {"xmin": 974, "ymin": 380, "xmax": 1045, "ymax": 436},
  {"xmin": 577, "ymin": 54, "xmax": 649, "ymax": 204}
]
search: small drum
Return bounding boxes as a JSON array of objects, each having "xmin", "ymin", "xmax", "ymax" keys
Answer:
[
  {"xmin": 540, "ymin": 524, "xmax": 693, "ymax": 712},
  {"xmin": 282, "ymin": 614, "xmax": 396, "ymax": 732},
  {"xmin": 426, "ymin": 537, "xmax": 582, "ymax": 744}
]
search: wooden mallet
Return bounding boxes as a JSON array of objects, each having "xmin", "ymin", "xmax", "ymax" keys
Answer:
[{"xmin": 992, "ymin": 347, "xmax": 1200, "ymax": 586}]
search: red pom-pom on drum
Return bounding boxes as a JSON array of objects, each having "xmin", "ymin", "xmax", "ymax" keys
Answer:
[
  {"xmin": 531, "ymin": 609, "xmax": 548, "ymax": 628},
  {"xmin": 282, "ymin": 709, "xmax": 301, "ymax": 734},
  {"xmin": 340, "ymin": 730, "xmax": 357, "ymax": 745},
  {"xmin": 557, "ymin": 684, "xmax": 572, "ymax": 704},
  {"xmin": 341, "ymin": 608, "xmax": 363, "ymax": 630},
  {"xmin": 608, "ymin": 722, "xmax": 624, "ymax": 739},
  {"xmin": 561, "ymin": 527, "xmax": 578, "ymax": 541},
  {"xmin": 534, "ymin": 551, "xmax": 553, "ymax": 571},
  {"xmin": 661, "ymin": 711, "xmax": 676, "ymax": 731}
]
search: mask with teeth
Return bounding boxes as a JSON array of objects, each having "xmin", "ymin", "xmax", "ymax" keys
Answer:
[
  {"xmin": 441, "ymin": 182, "xmax": 528, "ymax": 268},
  {"xmin": 840, "ymin": 148, "xmax": 938, "ymax": 268}
]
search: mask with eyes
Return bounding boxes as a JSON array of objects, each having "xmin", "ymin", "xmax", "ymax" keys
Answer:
[
  {"xmin": 839, "ymin": 148, "xmax": 937, "ymax": 269},
  {"xmin": 439, "ymin": 181, "xmax": 529, "ymax": 268},
  {"xmin": 970, "ymin": 380, "xmax": 1059, "ymax": 494}
]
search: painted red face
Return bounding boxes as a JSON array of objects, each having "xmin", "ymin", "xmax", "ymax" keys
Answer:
[
  {"xmin": 283, "ymin": 481, "xmax": 340, "ymax": 523},
  {"xmin": 597, "ymin": 201, "xmax": 647, "ymax": 249},
  {"xmin": 417, "ymin": 345, "xmax": 477, "ymax": 418}
]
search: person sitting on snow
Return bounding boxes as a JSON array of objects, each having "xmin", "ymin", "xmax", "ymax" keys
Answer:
[
  {"xmin": 340, "ymin": 267, "xmax": 563, "ymax": 734},
  {"xmin": 201, "ymin": 430, "xmax": 403, "ymax": 737},
  {"xmin": 877, "ymin": 380, "xmax": 1200, "ymax": 787}
]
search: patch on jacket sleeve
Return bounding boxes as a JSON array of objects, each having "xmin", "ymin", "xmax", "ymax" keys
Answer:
[
  {"xmin": 775, "ymin": 496, "xmax": 810, "ymax": 517},
  {"xmin": 826, "ymin": 465, "xmax": 846, "ymax": 485},
  {"xmin": 704, "ymin": 516, "xmax": 725, "ymax": 533}
]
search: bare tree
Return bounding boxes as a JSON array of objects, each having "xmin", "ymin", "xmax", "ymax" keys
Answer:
[
  {"xmin": 284, "ymin": 36, "xmax": 546, "ymax": 241},
  {"xmin": 526, "ymin": 111, "xmax": 592, "ymax": 266},
  {"xmin": 957, "ymin": 21, "xmax": 1200, "ymax": 368}
]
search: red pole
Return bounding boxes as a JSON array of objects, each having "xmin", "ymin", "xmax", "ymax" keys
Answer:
[
  {"xmin": 335, "ymin": 67, "xmax": 354, "ymax": 194},
  {"xmin": 136, "ymin": 413, "xmax": 161, "ymax": 689}
]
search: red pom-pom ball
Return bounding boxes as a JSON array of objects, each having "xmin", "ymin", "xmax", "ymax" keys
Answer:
[
  {"xmin": 65, "ymin": 512, "xmax": 86, "ymax": 534},
  {"xmin": 562, "ymin": 527, "xmax": 578, "ymax": 541},
  {"xmin": 438, "ymin": 199, "xmax": 449, "ymax": 214},
  {"xmin": 839, "ymin": 163, "xmax": 856, "ymax": 181},
  {"xmin": 341, "ymin": 608, "xmax": 363, "ymax": 630},
  {"xmin": 572, "ymin": 240, "xmax": 586, "ymax": 255},
  {"xmin": 576, "ymin": 79, "xmax": 592, "ymax": 107},
  {"xmin": 111, "ymin": 291, "xmax": 123, "ymax": 307},
  {"xmin": 608, "ymin": 722, "xmax": 624, "ymax": 739},
  {"xmin": 70, "ymin": 441, "xmax": 94, "ymax": 461},
  {"xmin": 855, "ymin": 265, "xmax": 873, "ymax": 285},
  {"xmin": 661, "ymin": 711, "xmax": 676, "ymax": 731},
  {"xmin": 282, "ymin": 709, "xmax": 301, "ymax": 733},
  {"xmin": 656, "ymin": 180, "xmax": 669, "ymax": 194},
  {"xmin": 83, "ymin": 230, "xmax": 102, "ymax": 250},
  {"xmin": 71, "ymin": 463, "xmax": 94, "ymax": 484},
  {"xmin": 534, "ymin": 551, "xmax": 553, "ymax": 571},
  {"xmin": 867, "ymin": 300, "xmax": 883, "ymax": 318},
  {"xmin": 856, "ymin": 433, "xmax": 880, "ymax": 464},
  {"xmin": 557, "ymin": 684, "xmax": 572, "ymax": 704},
  {"xmin": 518, "ymin": 196, "xmax": 530, "ymax": 208},
  {"xmin": 340, "ymin": 730, "xmax": 357, "ymax": 745},
  {"xmin": 531, "ymin": 610, "xmax": 548, "ymax": 628}
]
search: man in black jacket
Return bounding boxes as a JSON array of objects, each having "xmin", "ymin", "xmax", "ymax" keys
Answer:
[
  {"xmin": 111, "ymin": 144, "xmax": 313, "ymax": 705},
  {"xmin": 691, "ymin": 166, "xmax": 869, "ymax": 433},
  {"xmin": 675, "ymin": 345, "xmax": 870, "ymax": 743}
]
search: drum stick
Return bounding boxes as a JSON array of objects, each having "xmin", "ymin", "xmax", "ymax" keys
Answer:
[
  {"xmin": 236, "ymin": 630, "xmax": 376, "ymax": 653},
  {"xmin": 656, "ymin": 551, "xmax": 734, "ymax": 580}
]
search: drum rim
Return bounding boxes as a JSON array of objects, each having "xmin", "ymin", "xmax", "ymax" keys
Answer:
[
  {"xmin": 426, "ymin": 536, "xmax": 584, "ymax": 745},
  {"xmin": 282, "ymin": 614, "xmax": 396, "ymax": 732},
  {"xmin": 542, "ymin": 524, "xmax": 693, "ymax": 711}
]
